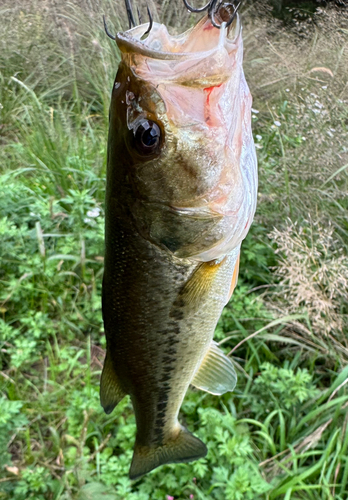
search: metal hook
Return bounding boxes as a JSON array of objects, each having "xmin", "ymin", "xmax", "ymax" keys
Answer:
[
  {"xmin": 208, "ymin": 0, "xmax": 220, "ymax": 28},
  {"xmin": 125, "ymin": 0, "xmax": 153, "ymax": 37},
  {"xmin": 183, "ymin": 0, "xmax": 243, "ymax": 29},
  {"xmin": 211, "ymin": 1, "xmax": 241, "ymax": 29},
  {"xmin": 137, "ymin": 7, "xmax": 142, "ymax": 24},
  {"xmin": 103, "ymin": 15, "xmax": 116, "ymax": 40},
  {"xmin": 183, "ymin": 0, "xmax": 212, "ymax": 13},
  {"xmin": 103, "ymin": 1, "xmax": 154, "ymax": 40},
  {"xmin": 142, "ymin": 5, "xmax": 153, "ymax": 37},
  {"xmin": 125, "ymin": 0, "xmax": 137, "ymax": 29},
  {"xmin": 225, "ymin": 1, "xmax": 242, "ymax": 28}
]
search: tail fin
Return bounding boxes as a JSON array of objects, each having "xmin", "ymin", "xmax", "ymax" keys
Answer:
[{"xmin": 129, "ymin": 427, "xmax": 207, "ymax": 480}]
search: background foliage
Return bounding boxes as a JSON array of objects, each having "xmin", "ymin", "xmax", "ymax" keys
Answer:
[{"xmin": 0, "ymin": 0, "xmax": 347, "ymax": 498}]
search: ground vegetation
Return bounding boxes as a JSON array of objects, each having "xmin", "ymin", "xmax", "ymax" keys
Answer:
[{"xmin": 0, "ymin": 1, "xmax": 347, "ymax": 498}]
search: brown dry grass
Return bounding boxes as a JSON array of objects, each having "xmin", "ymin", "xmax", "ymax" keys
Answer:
[
  {"xmin": 270, "ymin": 219, "xmax": 348, "ymax": 345},
  {"xmin": 242, "ymin": 6, "xmax": 348, "ymax": 361}
]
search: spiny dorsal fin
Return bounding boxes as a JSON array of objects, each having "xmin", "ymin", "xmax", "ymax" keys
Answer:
[
  {"xmin": 191, "ymin": 341, "xmax": 237, "ymax": 395},
  {"xmin": 100, "ymin": 353, "xmax": 126, "ymax": 414}
]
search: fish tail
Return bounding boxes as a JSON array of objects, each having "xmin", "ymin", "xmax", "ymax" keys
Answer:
[{"xmin": 129, "ymin": 426, "xmax": 207, "ymax": 480}]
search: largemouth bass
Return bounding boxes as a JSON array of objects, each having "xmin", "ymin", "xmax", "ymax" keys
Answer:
[{"xmin": 101, "ymin": 4, "xmax": 257, "ymax": 480}]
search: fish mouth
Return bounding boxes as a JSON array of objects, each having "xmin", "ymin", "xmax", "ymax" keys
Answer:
[
  {"xmin": 116, "ymin": 14, "xmax": 242, "ymax": 88},
  {"xmin": 116, "ymin": 13, "xmax": 241, "ymax": 62}
]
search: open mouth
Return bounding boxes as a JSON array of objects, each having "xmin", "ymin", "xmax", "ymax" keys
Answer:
[
  {"xmin": 115, "ymin": 12, "xmax": 241, "ymax": 90},
  {"xmin": 116, "ymin": 10, "xmax": 240, "ymax": 62}
]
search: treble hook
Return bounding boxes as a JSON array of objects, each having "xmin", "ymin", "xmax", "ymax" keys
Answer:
[
  {"xmin": 142, "ymin": 5, "xmax": 153, "ymax": 37},
  {"xmin": 125, "ymin": 0, "xmax": 137, "ymax": 29},
  {"xmin": 183, "ymin": 0, "xmax": 243, "ymax": 29},
  {"xmin": 125, "ymin": 0, "xmax": 153, "ymax": 35},
  {"xmin": 103, "ymin": 15, "xmax": 116, "ymax": 40},
  {"xmin": 103, "ymin": 0, "xmax": 154, "ymax": 40},
  {"xmin": 183, "ymin": 0, "xmax": 211, "ymax": 12}
]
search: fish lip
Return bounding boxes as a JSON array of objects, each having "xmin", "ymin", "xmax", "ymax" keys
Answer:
[{"xmin": 116, "ymin": 14, "xmax": 240, "ymax": 61}]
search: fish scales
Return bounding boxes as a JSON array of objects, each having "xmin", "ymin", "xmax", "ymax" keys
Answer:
[
  {"xmin": 103, "ymin": 210, "xmax": 235, "ymax": 432},
  {"xmin": 101, "ymin": 9, "xmax": 257, "ymax": 480}
]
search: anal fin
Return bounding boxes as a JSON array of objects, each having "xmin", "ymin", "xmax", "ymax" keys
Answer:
[
  {"xmin": 100, "ymin": 353, "xmax": 126, "ymax": 414},
  {"xmin": 191, "ymin": 341, "xmax": 237, "ymax": 395}
]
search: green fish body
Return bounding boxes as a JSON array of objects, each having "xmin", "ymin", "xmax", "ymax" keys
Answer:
[{"xmin": 101, "ymin": 12, "xmax": 257, "ymax": 479}]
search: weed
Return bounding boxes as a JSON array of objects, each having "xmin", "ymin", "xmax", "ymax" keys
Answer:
[
  {"xmin": 270, "ymin": 219, "xmax": 348, "ymax": 360},
  {"xmin": 0, "ymin": 1, "xmax": 347, "ymax": 499}
]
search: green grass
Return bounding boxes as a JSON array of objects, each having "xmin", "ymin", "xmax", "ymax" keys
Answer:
[{"xmin": 1, "ymin": 1, "xmax": 348, "ymax": 499}]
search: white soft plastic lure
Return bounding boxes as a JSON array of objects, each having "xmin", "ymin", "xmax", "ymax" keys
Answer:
[{"xmin": 101, "ymin": 6, "xmax": 258, "ymax": 480}]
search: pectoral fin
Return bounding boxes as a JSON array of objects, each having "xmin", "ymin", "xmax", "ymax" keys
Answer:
[
  {"xmin": 191, "ymin": 341, "xmax": 237, "ymax": 395},
  {"xmin": 100, "ymin": 353, "xmax": 126, "ymax": 414},
  {"xmin": 172, "ymin": 258, "xmax": 227, "ymax": 316}
]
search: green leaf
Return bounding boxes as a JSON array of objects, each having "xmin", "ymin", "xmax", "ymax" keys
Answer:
[{"xmin": 76, "ymin": 482, "xmax": 117, "ymax": 500}]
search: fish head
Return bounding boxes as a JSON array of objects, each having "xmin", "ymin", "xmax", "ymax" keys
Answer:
[{"xmin": 108, "ymin": 9, "xmax": 257, "ymax": 260}]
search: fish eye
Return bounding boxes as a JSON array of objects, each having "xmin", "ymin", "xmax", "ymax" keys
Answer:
[{"xmin": 134, "ymin": 120, "xmax": 161, "ymax": 155}]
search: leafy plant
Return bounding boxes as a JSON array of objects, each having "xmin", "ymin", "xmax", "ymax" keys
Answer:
[
  {"xmin": 0, "ymin": 1, "xmax": 347, "ymax": 500},
  {"xmin": 250, "ymin": 362, "xmax": 319, "ymax": 417},
  {"xmin": 0, "ymin": 398, "xmax": 28, "ymax": 469}
]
